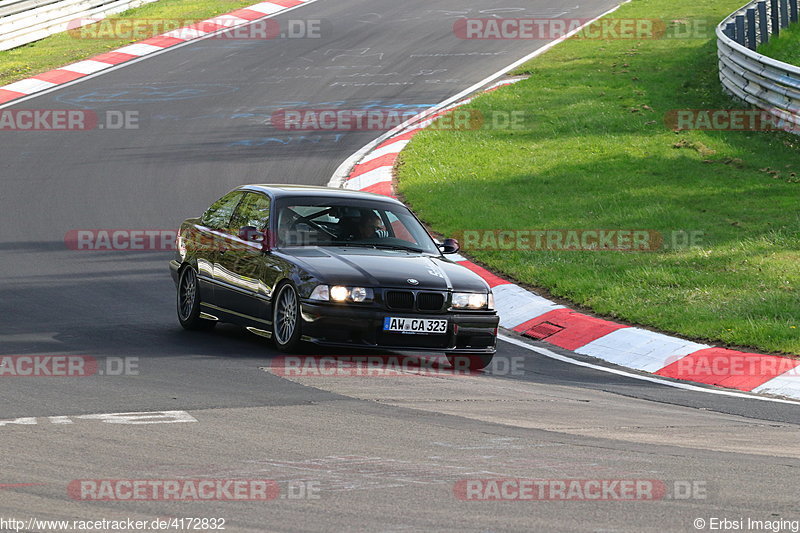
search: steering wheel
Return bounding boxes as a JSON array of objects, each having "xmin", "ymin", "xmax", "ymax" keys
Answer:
[{"xmin": 288, "ymin": 216, "xmax": 337, "ymax": 239}]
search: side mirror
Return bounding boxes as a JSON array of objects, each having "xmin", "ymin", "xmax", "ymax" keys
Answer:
[
  {"xmin": 238, "ymin": 226, "xmax": 262, "ymax": 242},
  {"xmin": 439, "ymin": 238, "xmax": 460, "ymax": 254},
  {"xmin": 239, "ymin": 226, "xmax": 272, "ymax": 252}
]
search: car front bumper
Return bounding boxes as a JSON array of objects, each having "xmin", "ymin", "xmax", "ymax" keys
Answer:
[
  {"xmin": 299, "ymin": 301, "xmax": 499, "ymax": 354},
  {"xmin": 169, "ymin": 260, "xmax": 180, "ymax": 286}
]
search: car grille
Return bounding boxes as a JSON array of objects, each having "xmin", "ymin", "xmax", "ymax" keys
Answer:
[
  {"xmin": 385, "ymin": 290, "xmax": 414, "ymax": 310},
  {"xmin": 384, "ymin": 291, "xmax": 446, "ymax": 312},
  {"xmin": 417, "ymin": 292, "xmax": 445, "ymax": 311}
]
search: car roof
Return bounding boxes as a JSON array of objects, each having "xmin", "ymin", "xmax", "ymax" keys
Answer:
[{"xmin": 238, "ymin": 184, "xmax": 404, "ymax": 205}]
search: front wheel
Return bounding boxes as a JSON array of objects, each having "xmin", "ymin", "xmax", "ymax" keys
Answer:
[
  {"xmin": 446, "ymin": 352, "xmax": 494, "ymax": 371},
  {"xmin": 177, "ymin": 266, "xmax": 216, "ymax": 331},
  {"xmin": 272, "ymin": 282, "xmax": 302, "ymax": 352}
]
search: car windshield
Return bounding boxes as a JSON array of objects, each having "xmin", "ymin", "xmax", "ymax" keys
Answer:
[{"xmin": 275, "ymin": 199, "xmax": 439, "ymax": 254}]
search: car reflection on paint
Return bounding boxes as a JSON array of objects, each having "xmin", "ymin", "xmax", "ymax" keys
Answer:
[{"xmin": 170, "ymin": 185, "xmax": 498, "ymax": 369}]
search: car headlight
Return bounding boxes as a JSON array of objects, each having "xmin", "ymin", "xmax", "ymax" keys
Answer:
[
  {"xmin": 309, "ymin": 285, "xmax": 330, "ymax": 301},
  {"xmin": 330, "ymin": 285, "xmax": 349, "ymax": 302},
  {"xmin": 451, "ymin": 292, "xmax": 490, "ymax": 310},
  {"xmin": 176, "ymin": 232, "xmax": 187, "ymax": 259},
  {"xmin": 309, "ymin": 285, "xmax": 373, "ymax": 303}
]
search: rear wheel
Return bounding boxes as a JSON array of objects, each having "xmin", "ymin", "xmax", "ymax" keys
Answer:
[
  {"xmin": 446, "ymin": 352, "xmax": 494, "ymax": 371},
  {"xmin": 177, "ymin": 266, "xmax": 216, "ymax": 331},
  {"xmin": 272, "ymin": 282, "xmax": 302, "ymax": 352}
]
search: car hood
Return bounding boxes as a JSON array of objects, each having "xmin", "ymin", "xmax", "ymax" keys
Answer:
[{"xmin": 279, "ymin": 247, "xmax": 490, "ymax": 292}]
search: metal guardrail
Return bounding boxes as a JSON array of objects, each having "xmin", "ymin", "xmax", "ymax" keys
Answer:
[
  {"xmin": 0, "ymin": 0, "xmax": 158, "ymax": 51},
  {"xmin": 717, "ymin": 0, "xmax": 800, "ymax": 131},
  {"xmin": 0, "ymin": 0, "xmax": 68, "ymax": 19}
]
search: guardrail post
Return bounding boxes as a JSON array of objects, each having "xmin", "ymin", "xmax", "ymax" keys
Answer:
[
  {"xmin": 757, "ymin": 1, "xmax": 769, "ymax": 43},
  {"xmin": 735, "ymin": 14, "xmax": 746, "ymax": 44},
  {"xmin": 771, "ymin": 0, "xmax": 781, "ymax": 34},
  {"xmin": 717, "ymin": 0, "xmax": 800, "ymax": 137},
  {"xmin": 780, "ymin": 0, "xmax": 789, "ymax": 27},
  {"xmin": 790, "ymin": 0, "xmax": 798, "ymax": 22},
  {"xmin": 746, "ymin": 8, "xmax": 758, "ymax": 48}
]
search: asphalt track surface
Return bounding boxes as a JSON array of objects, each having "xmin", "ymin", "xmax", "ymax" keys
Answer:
[{"xmin": 0, "ymin": 0, "xmax": 798, "ymax": 531}]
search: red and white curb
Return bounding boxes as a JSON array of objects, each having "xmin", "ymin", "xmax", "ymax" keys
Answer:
[
  {"xmin": 328, "ymin": 81, "xmax": 800, "ymax": 402},
  {"xmin": 0, "ymin": 0, "xmax": 312, "ymax": 107}
]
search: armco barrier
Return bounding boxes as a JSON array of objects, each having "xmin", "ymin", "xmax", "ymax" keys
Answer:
[
  {"xmin": 717, "ymin": 0, "xmax": 800, "ymax": 130},
  {"xmin": 0, "ymin": 0, "xmax": 160, "ymax": 51}
]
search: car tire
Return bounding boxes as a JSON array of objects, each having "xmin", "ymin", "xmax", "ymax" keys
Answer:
[
  {"xmin": 177, "ymin": 266, "xmax": 216, "ymax": 331},
  {"xmin": 446, "ymin": 352, "xmax": 494, "ymax": 371},
  {"xmin": 272, "ymin": 282, "xmax": 302, "ymax": 352}
]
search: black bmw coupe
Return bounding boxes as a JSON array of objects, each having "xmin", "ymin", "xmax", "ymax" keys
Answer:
[{"xmin": 170, "ymin": 185, "xmax": 499, "ymax": 369}]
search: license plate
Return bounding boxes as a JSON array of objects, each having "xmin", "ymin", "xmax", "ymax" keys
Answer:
[{"xmin": 383, "ymin": 317, "xmax": 448, "ymax": 334}]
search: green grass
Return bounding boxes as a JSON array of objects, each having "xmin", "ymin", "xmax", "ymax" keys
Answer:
[
  {"xmin": 0, "ymin": 0, "xmax": 256, "ymax": 86},
  {"xmin": 759, "ymin": 22, "xmax": 800, "ymax": 65},
  {"xmin": 397, "ymin": 0, "xmax": 800, "ymax": 354}
]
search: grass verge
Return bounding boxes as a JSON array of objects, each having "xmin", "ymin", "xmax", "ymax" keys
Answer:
[
  {"xmin": 758, "ymin": 22, "xmax": 800, "ymax": 65},
  {"xmin": 397, "ymin": 0, "xmax": 800, "ymax": 354},
  {"xmin": 0, "ymin": 0, "xmax": 259, "ymax": 87}
]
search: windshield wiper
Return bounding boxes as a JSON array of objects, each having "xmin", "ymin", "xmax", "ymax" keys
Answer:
[
  {"xmin": 370, "ymin": 243, "xmax": 424, "ymax": 253},
  {"xmin": 327, "ymin": 242, "xmax": 424, "ymax": 253}
]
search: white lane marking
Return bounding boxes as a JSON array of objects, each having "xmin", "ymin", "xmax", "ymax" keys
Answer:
[
  {"xmin": 491, "ymin": 283, "xmax": 564, "ymax": 329},
  {"xmin": 0, "ymin": 410, "xmax": 197, "ymax": 427},
  {"xmin": 359, "ymin": 140, "xmax": 409, "ymax": 164},
  {"xmin": 162, "ymin": 28, "xmax": 207, "ymax": 40},
  {"xmin": 328, "ymin": 1, "xmax": 631, "ymax": 188},
  {"xmin": 499, "ymin": 334, "xmax": 800, "ymax": 405},
  {"xmin": 204, "ymin": 15, "xmax": 250, "ymax": 25},
  {"xmin": 2, "ymin": 78, "xmax": 57, "ymax": 94},
  {"xmin": 575, "ymin": 327, "xmax": 710, "ymax": 373},
  {"xmin": 0, "ymin": 332, "xmax": 61, "ymax": 343},
  {"xmin": 753, "ymin": 369, "xmax": 800, "ymax": 397},
  {"xmin": 59, "ymin": 60, "xmax": 114, "ymax": 75},
  {"xmin": 343, "ymin": 167, "xmax": 392, "ymax": 190},
  {"xmin": 249, "ymin": 1, "xmax": 293, "ymax": 15},
  {"xmin": 0, "ymin": 0, "xmax": 322, "ymax": 110},
  {"xmin": 114, "ymin": 43, "xmax": 164, "ymax": 56}
]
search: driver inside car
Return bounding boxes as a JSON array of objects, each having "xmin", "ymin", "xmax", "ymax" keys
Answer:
[{"xmin": 356, "ymin": 211, "xmax": 389, "ymax": 240}]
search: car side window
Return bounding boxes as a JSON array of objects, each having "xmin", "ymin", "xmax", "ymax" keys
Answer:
[
  {"xmin": 231, "ymin": 193, "xmax": 271, "ymax": 231},
  {"xmin": 201, "ymin": 191, "xmax": 245, "ymax": 231}
]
